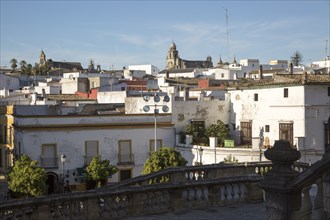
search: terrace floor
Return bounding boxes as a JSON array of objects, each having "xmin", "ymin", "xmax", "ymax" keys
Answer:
[{"xmin": 126, "ymin": 201, "xmax": 265, "ymax": 220}]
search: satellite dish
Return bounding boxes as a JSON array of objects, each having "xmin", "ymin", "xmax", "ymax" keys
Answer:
[
  {"xmin": 143, "ymin": 95, "xmax": 150, "ymax": 102},
  {"xmin": 162, "ymin": 105, "xmax": 169, "ymax": 113},
  {"xmin": 143, "ymin": 106, "xmax": 150, "ymax": 112},
  {"xmin": 154, "ymin": 94, "xmax": 160, "ymax": 102},
  {"xmin": 163, "ymin": 95, "xmax": 170, "ymax": 102}
]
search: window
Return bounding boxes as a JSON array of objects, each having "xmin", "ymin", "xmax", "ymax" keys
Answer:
[
  {"xmin": 191, "ymin": 120, "xmax": 205, "ymax": 143},
  {"xmin": 265, "ymin": 125, "xmax": 270, "ymax": 132},
  {"xmin": 279, "ymin": 123, "xmax": 294, "ymax": 146},
  {"xmin": 284, "ymin": 88, "xmax": 288, "ymax": 98},
  {"xmin": 221, "ymin": 73, "xmax": 224, "ymax": 78},
  {"xmin": 118, "ymin": 140, "xmax": 133, "ymax": 164},
  {"xmin": 328, "ymin": 87, "xmax": 330, "ymax": 96},
  {"xmin": 192, "ymin": 120, "xmax": 205, "ymax": 132},
  {"xmin": 254, "ymin": 93, "xmax": 258, "ymax": 101},
  {"xmin": 325, "ymin": 119, "xmax": 330, "ymax": 150},
  {"xmin": 240, "ymin": 122, "xmax": 252, "ymax": 145},
  {"xmin": 85, "ymin": 140, "xmax": 99, "ymax": 165},
  {"xmin": 119, "ymin": 169, "xmax": 132, "ymax": 181},
  {"xmin": 41, "ymin": 144, "xmax": 57, "ymax": 168},
  {"xmin": 149, "ymin": 139, "xmax": 162, "ymax": 153}
]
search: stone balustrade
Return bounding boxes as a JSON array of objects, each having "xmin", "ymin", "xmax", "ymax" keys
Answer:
[
  {"xmin": 0, "ymin": 156, "xmax": 311, "ymax": 220},
  {"xmin": 260, "ymin": 140, "xmax": 330, "ymax": 220}
]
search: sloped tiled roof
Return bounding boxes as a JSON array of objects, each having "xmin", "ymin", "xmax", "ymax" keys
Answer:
[{"xmin": 234, "ymin": 74, "xmax": 330, "ymax": 89}]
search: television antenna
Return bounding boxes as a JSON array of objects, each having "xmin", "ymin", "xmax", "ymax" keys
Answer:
[{"xmin": 223, "ymin": 7, "xmax": 230, "ymax": 63}]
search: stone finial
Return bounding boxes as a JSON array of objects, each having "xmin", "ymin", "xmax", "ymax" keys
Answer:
[
  {"xmin": 260, "ymin": 140, "xmax": 301, "ymax": 189},
  {"xmin": 260, "ymin": 140, "xmax": 302, "ymax": 219},
  {"xmin": 265, "ymin": 140, "xmax": 301, "ymax": 165}
]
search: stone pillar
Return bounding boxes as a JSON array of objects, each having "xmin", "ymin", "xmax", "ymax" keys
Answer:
[
  {"xmin": 186, "ymin": 135, "xmax": 193, "ymax": 147},
  {"xmin": 323, "ymin": 146, "xmax": 330, "ymax": 219},
  {"xmin": 209, "ymin": 137, "xmax": 218, "ymax": 164},
  {"xmin": 259, "ymin": 140, "xmax": 302, "ymax": 220}
]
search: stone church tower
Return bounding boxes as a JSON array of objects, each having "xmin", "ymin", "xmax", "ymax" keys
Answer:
[
  {"xmin": 39, "ymin": 50, "xmax": 46, "ymax": 66},
  {"xmin": 166, "ymin": 42, "xmax": 182, "ymax": 69}
]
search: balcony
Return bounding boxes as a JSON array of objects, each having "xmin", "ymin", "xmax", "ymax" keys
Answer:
[
  {"xmin": 117, "ymin": 154, "xmax": 134, "ymax": 165},
  {"xmin": 84, "ymin": 155, "xmax": 101, "ymax": 166},
  {"xmin": 40, "ymin": 156, "xmax": 58, "ymax": 168}
]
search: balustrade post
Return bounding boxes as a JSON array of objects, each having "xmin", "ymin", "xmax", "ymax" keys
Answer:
[
  {"xmin": 259, "ymin": 140, "xmax": 302, "ymax": 220},
  {"xmin": 322, "ymin": 141, "xmax": 330, "ymax": 219},
  {"xmin": 324, "ymin": 169, "xmax": 330, "ymax": 219}
]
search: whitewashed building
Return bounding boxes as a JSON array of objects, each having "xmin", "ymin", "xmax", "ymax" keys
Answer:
[
  {"xmin": 228, "ymin": 74, "xmax": 330, "ymax": 163},
  {"xmin": 128, "ymin": 64, "xmax": 160, "ymax": 77},
  {"xmin": 0, "ymin": 74, "xmax": 20, "ymax": 91},
  {"xmin": 11, "ymin": 105, "xmax": 174, "ymax": 193}
]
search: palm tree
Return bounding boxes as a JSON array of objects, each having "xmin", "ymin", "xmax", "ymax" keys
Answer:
[
  {"xmin": 10, "ymin": 58, "xmax": 18, "ymax": 71},
  {"xmin": 20, "ymin": 60, "xmax": 27, "ymax": 69}
]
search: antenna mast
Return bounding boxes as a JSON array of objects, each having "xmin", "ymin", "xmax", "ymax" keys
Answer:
[
  {"xmin": 223, "ymin": 7, "xmax": 229, "ymax": 63},
  {"xmin": 325, "ymin": 39, "xmax": 328, "ymax": 59}
]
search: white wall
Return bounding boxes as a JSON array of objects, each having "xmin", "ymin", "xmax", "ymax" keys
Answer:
[
  {"xmin": 14, "ymin": 114, "xmax": 175, "ymax": 183},
  {"xmin": 229, "ymin": 84, "xmax": 329, "ymax": 163},
  {"xmin": 0, "ymin": 74, "xmax": 20, "ymax": 90},
  {"xmin": 128, "ymin": 64, "xmax": 160, "ymax": 77},
  {"xmin": 97, "ymin": 91, "xmax": 127, "ymax": 104}
]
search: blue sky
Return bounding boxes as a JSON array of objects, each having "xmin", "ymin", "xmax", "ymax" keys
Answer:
[{"xmin": 1, "ymin": 0, "xmax": 329, "ymax": 70}]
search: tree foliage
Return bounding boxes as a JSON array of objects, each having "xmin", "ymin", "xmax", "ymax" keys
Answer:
[
  {"xmin": 86, "ymin": 156, "xmax": 118, "ymax": 188},
  {"xmin": 7, "ymin": 154, "xmax": 47, "ymax": 197},
  {"xmin": 142, "ymin": 146, "xmax": 187, "ymax": 181},
  {"xmin": 291, "ymin": 51, "xmax": 303, "ymax": 66},
  {"xmin": 205, "ymin": 121, "xmax": 230, "ymax": 146},
  {"xmin": 10, "ymin": 58, "xmax": 18, "ymax": 71},
  {"xmin": 223, "ymin": 154, "xmax": 239, "ymax": 163}
]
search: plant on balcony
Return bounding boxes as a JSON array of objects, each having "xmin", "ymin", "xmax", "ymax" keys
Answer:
[
  {"xmin": 142, "ymin": 146, "xmax": 187, "ymax": 183},
  {"xmin": 86, "ymin": 156, "xmax": 118, "ymax": 188},
  {"xmin": 205, "ymin": 120, "xmax": 230, "ymax": 146},
  {"xmin": 183, "ymin": 124, "xmax": 208, "ymax": 145},
  {"xmin": 7, "ymin": 154, "xmax": 47, "ymax": 198},
  {"xmin": 223, "ymin": 154, "xmax": 239, "ymax": 163}
]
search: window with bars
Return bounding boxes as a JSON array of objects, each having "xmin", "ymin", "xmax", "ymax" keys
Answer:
[
  {"xmin": 279, "ymin": 123, "xmax": 294, "ymax": 146},
  {"xmin": 118, "ymin": 140, "xmax": 133, "ymax": 164},
  {"xmin": 240, "ymin": 122, "xmax": 252, "ymax": 145},
  {"xmin": 41, "ymin": 144, "xmax": 57, "ymax": 168},
  {"xmin": 325, "ymin": 120, "xmax": 330, "ymax": 150},
  {"xmin": 85, "ymin": 140, "xmax": 99, "ymax": 165}
]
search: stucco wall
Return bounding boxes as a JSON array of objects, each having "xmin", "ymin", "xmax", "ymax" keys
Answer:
[
  {"xmin": 15, "ymin": 116, "xmax": 175, "ymax": 183},
  {"xmin": 172, "ymin": 99, "xmax": 230, "ymax": 132}
]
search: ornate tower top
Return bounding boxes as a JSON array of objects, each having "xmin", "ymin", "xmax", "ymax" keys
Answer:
[{"xmin": 39, "ymin": 50, "xmax": 46, "ymax": 66}]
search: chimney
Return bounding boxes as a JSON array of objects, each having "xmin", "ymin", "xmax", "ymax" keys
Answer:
[
  {"xmin": 290, "ymin": 63, "xmax": 293, "ymax": 75},
  {"xmin": 259, "ymin": 65, "xmax": 263, "ymax": 80}
]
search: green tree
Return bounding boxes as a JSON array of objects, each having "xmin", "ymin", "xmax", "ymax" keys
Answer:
[
  {"xmin": 142, "ymin": 146, "xmax": 187, "ymax": 182},
  {"xmin": 86, "ymin": 156, "xmax": 118, "ymax": 188},
  {"xmin": 291, "ymin": 51, "xmax": 303, "ymax": 66},
  {"xmin": 7, "ymin": 154, "xmax": 47, "ymax": 197},
  {"xmin": 10, "ymin": 58, "xmax": 18, "ymax": 71},
  {"xmin": 205, "ymin": 121, "xmax": 230, "ymax": 146},
  {"xmin": 20, "ymin": 60, "xmax": 27, "ymax": 74},
  {"xmin": 26, "ymin": 63, "xmax": 33, "ymax": 75}
]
